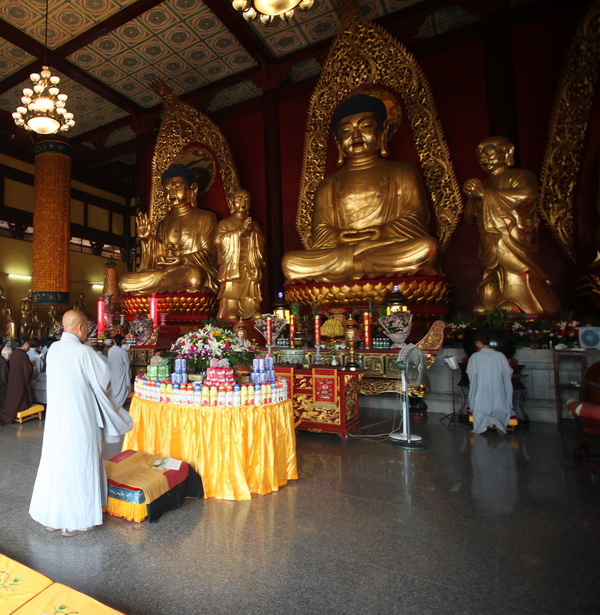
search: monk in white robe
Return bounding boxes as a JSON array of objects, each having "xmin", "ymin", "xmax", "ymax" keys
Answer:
[
  {"xmin": 29, "ymin": 311, "xmax": 132, "ymax": 536},
  {"xmin": 466, "ymin": 332, "xmax": 513, "ymax": 435},
  {"xmin": 107, "ymin": 334, "xmax": 131, "ymax": 408}
]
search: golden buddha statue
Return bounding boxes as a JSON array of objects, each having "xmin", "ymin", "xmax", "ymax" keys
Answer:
[
  {"xmin": 464, "ymin": 136, "xmax": 560, "ymax": 314},
  {"xmin": 282, "ymin": 94, "xmax": 441, "ymax": 284},
  {"xmin": 119, "ymin": 164, "xmax": 218, "ymax": 295},
  {"xmin": 0, "ymin": 285, "xmax": 16, "ymax": 339},
  {"xmin": 215, "ymin": 189, "xmax": 265, "ymax": 321}
]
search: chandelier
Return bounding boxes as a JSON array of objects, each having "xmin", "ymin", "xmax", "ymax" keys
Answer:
[
  {"xmin": 232, "ymin": 0, "xmax": 314, "ymax": 24},
  {"xmin": 12, "ymin": 0, "xmax": 75, "ymax": 135}
]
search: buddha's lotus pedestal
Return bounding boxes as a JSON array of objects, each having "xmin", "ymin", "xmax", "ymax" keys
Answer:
[
  {"xmin": 121, "ymin": 291, "xmax": 217, "ymax": 322},
  {"xmin": 284, "ymin": 276, "xmax": 451, "ymax": 315}
]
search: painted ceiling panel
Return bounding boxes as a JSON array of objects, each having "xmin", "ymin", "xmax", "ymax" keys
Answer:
[
  {"xmin": 0, "ymin": 0, "xmax": 140, "ymax": 49},
  {"xmin": 0, "ymin": 38, "xmax": 34, "ymax": 78},
  {"xmin": 68, "ymin": 0, "xmax": 259, "ymax": 109}
]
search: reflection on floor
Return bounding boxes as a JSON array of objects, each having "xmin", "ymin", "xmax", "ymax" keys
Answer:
[{"xmin": 1, "ymin": 396, "xmax": 599, "ymax": 615}]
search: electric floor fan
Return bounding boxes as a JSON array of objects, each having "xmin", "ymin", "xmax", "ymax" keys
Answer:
[{"xmin": 389, "ymin": 343, "xmax": 426, "ymax": 449}]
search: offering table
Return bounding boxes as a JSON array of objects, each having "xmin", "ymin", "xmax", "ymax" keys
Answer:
[
  {"xmin": 274, "ymin": 366, "xmax": 362, "ymax": 440},
  {"xmin": 123, "ymin": 396, "xmax": 298, "ymax": 501}
]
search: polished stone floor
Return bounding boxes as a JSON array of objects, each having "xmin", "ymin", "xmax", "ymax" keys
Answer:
[{"xmin": 1, "ymin": 397, "xmax": 599, "ymax": 615}]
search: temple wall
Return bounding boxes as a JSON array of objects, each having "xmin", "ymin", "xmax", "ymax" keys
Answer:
[{"xmin": 419, "ymin": 348, "xmax": 600, "ymax": 424}]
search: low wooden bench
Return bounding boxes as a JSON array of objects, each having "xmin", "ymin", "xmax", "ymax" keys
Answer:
[{"xmin": 14, "ymin": 404, "xmax": 44, "ymax": 423}]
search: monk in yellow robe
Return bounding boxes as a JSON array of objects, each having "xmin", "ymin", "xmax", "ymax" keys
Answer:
[
  {"xmin": 120, "ymin": 164, "xmax": 218, "ymax": 295},
  {"xmin": 282, "ymin": 94, "xmax": 440, "ymax": 283}
]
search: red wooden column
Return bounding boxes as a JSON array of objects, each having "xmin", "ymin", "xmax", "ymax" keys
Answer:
[{"xmin": 31, "ymin": 139, "xmax": 72, "ymax": 310}]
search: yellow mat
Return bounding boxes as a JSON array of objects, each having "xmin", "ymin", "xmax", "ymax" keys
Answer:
[
  {"xmin": 11, "ymin": 583, "xmax": 124, "ymax": 614},
  {"xmin": 0, "ymin": 554, "xmax": 52, "ymax": 614}
]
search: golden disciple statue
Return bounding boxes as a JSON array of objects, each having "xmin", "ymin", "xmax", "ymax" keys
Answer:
[
  {"xmin": 282, "ymin": 94, "xmax": 441, "ymax": 283},
  {"xmin": 18, "ymin": 289, "xmax": 32, "ymax": 337},
  {"xmin": 215, "ymin": 189, "xmax": 265, "ymax": 320},
  {"xmin": 464, "ymin": 136, "xmax": 560, "ymax": 314},
  {"xmin": 120, "ymin": 164, "xmax": 218, "ymax": 295}
]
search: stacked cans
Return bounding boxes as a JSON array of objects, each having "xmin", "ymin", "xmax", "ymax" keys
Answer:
[{"xmin": 171, "ymin": 357, "xmax": 188, "ymax": 384}]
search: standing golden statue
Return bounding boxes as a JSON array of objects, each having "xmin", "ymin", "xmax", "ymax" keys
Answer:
[
  {"xmin": 282, "ymin": 94, "xmax": 441, "ymax": 283},
  {"xmin": 18, "ymin": 289, "xmax": 33, "ymax": 337},
  {"xmin": 215, "ymin": 189, "xmax": 265, "ymax": 321},
  {"xmin": 0, "ymin": 286, "xmax": 16, "ymax": 339},
  {"xmin": 72, "ymin": 292, "xmax": 88, "ymax": 315},
  {"xmin": 119, "ymin": 164, "xmax": 218, "ymax": 295},
  {"xmin": 464, "ymin": 137, "xmax": 560, "ymax": 314}
]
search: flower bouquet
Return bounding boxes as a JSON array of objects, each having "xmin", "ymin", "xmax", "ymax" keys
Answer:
[
  {"xmin": 378, "ymin": 311, "xmax": 413, "ymax": 348},
  {"xmin": 170, "ymin": 324, "xmax": 255, "ymax": 373}
]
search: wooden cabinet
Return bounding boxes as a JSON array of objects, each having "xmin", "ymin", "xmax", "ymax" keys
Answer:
[
  {"xmin": 275, "ymin": 366, "xmax": 362, "ymax": 440},
  {"xmin": 553, "ymin": 350, "xmax": 588, "ymax": 425}
]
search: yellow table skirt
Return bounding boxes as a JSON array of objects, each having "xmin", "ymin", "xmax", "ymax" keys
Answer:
[{"xmin": 123, "ymin": 397, "xmax": 298, "ymax": 500}]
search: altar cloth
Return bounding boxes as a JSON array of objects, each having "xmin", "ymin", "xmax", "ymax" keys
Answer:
[{"xmin": 123, "ymin": 397, "xmax": 298, "ymax": 500}]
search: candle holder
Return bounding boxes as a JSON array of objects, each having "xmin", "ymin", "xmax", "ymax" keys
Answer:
[{"xmin": 344, "ymin": 316, "xmax": 360, "ymax": 371}]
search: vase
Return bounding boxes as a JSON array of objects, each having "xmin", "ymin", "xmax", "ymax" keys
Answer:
[{"xmin": 383, "ymin": 330, "xmax": 410, "ymax": 349}]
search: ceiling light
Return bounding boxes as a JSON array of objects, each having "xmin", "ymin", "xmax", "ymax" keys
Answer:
[
  {"xmin": 233, "ymin": 0, "xmax": 315, "ymax": 22},
  {"xmin": 12, "ymin": 0, "xmax": 75, "ymax": 135}
]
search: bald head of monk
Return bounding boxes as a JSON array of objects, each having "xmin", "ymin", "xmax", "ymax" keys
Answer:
[{"xmin": 62, "ymin": 309, "xmax": 89, "ymax": 343}]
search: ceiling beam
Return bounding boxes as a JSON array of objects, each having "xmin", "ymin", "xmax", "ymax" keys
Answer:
[{"xmin": 201, "ymin": 0, "xmax": 275, "ymax": 62}]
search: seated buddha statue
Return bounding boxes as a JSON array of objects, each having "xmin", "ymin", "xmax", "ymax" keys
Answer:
[
  {"xmin": 282, "ymin": 94, "xmax": 441, "ymax": 284},
  {"xmin": 119, "ymin": 164, "xmax": 218, "ymax": 295}
]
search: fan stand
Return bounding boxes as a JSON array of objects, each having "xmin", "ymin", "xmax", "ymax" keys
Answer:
[
  {"xmin": 439, "ymin": 357, "xmax": 460, "ymax": 427},
  {"xmin": 389, "ymin": 372, "xmax": 425, "ymax": 450}
]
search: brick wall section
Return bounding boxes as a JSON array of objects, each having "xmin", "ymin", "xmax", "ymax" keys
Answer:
[{"xmin": 32, "ymin": 141, "xmax": 71, "ymax": 298}]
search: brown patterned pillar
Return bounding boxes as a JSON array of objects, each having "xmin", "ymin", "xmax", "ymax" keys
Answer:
[{"xmin": 31, "ymin": 140, "xmax": 72, "ymax": 311}]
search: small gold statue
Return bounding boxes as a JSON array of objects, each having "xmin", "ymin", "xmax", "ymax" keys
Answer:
[
  {"xmin": 0, "ymin": 285, "xmax": 16, "ymax": 339},
  {"xmin": 282, "ymin": 93, "xmax": 441, "ymax": 284},
  {"xmin": 72, "ymin": 292, "xmax": 88, "ymax": 315},
  {"xmin": 18, "ymin": 289, "xmax": 33, "ymax": 337},
  {"xmin": 464, "ymin": 136, "xmax": 560, "ymax": 314},
  {"xmin": 119, "ymin": 163, "xmax": 218, "ymax": 295},
  {"xmin": 215, "ymin": 189, "xmax": 265, "ymax": 320}
]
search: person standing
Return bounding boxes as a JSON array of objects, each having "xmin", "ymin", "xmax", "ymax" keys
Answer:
[
  {"xmin": 107, "ymin": 334, "xmax": 131, "ymax": 408},
  {"xmin": 466, "ymin": 332, "xmax": 513, "ymax": 435},
  {"xmin": 29, "ymin": 310, "xmax": 132, "ymax": 536},
  {"xmin": 0, "ymin": 336, "xmax": 32, "ymax": 425}
]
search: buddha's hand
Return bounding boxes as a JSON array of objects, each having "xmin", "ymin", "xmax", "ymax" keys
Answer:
[
  {"xmin": 157, "ymin": 255, "xmax": 183, "ymax": 267},
  {"xmin": 136, "ymin": 212, "xmax": 152, "ymax": 239},
  {"xmin": 339, "ymin": 227, "xmax": 381, "ymax": 243},
  {"xmin": 463, "ymin": 178, "xmax": 484, "ymax": 199}
]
